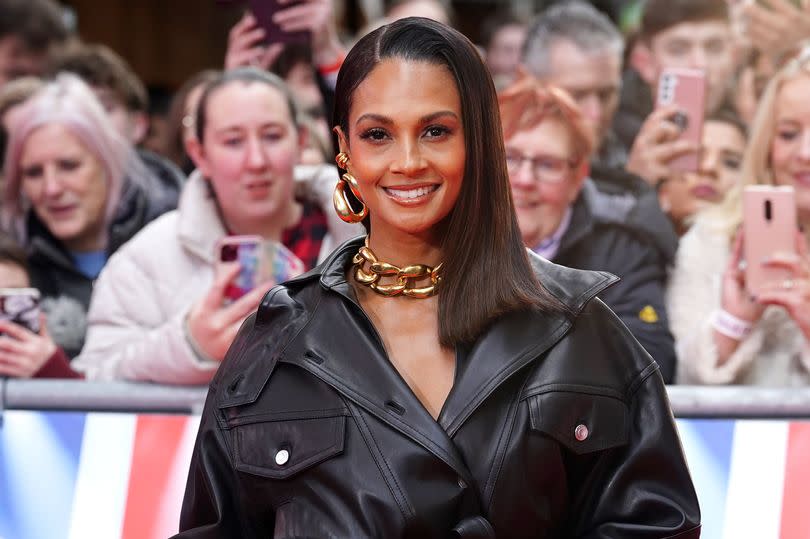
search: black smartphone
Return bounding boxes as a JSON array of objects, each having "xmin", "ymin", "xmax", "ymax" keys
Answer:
[
  {"xmin": 248, "ymin": 0, "xmax": 309, "ymax": 45},
  {"xmin": 218, "ymin": 0, "xmax": 310, "ymax": 45}
]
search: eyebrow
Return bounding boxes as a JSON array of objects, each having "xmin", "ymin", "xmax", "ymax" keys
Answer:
[{"xmin": 355, "ymin": 110, "xmax": 459, "ymax": 126}]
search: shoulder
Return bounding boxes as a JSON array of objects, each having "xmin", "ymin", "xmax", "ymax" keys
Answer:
[
  {"xmin": 530, "ymin": 295, "xmax": 659, "ymax": 396},
  {"xmin": 117, "ymin": 211, "xmax": 180, "ymax": 255},
  {"xmin": 528, "ymin": 250, "xmax": 618, "ymax": 312}
]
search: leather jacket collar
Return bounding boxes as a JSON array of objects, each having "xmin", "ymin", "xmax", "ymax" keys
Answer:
[{"xmin": 221, "ymin": 237, "xmax": 618, "ymax": 482}]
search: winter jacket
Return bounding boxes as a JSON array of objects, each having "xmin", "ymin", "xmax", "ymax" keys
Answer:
[
  {"xmin": 552, "ymin": 179, "xmax": 677, "ymax": 382},
  {"xmin": 74, "ymin": 166, "xmax": 361, "ymax": 384},
  {"xmin": 175, "ymin": 237, "xmax": 701, "ymax": 538},
  {"xmin": 27, "ymin": 166, "xmax": 180, "ymax": 358},
  {"xmin": 667, "ymin": 215, "xmax": 810, "ymax": 385}
]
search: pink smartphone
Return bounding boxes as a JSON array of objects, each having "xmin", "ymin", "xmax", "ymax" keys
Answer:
[
  {"xmin": 656, "ymin": 68, "xmax": 706, "ymax": 173},
  {"xmin": 743, "ymin": 185, "xmax": 797, "ymax": 296},
  {"xmin": 0, "ymin": 288, "xmax": 41, "ymax": 333},
  {"xmin": 216, "ymin": 235, "xmax": 263, "ymax": 302}
]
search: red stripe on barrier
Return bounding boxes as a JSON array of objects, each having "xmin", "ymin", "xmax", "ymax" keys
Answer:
[
  {"xmin": 122, "ymin": 415, "xmax": 188, "ymax": 539},
  {"xmin": 779, "ymin": 422, "xmax": 810, "ymax": 539}
]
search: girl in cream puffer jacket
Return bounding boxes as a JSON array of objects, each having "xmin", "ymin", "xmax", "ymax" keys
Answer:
[{"xmin": 73, "ymin": 166, "xmax": 361, "ymax": 385}]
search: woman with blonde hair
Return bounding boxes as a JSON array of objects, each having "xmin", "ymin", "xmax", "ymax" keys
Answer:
[
  {"xmin": 2, "ymin": 73, "xmax": 177, "ymax": 357},
  {"xmin": 667, "ymin": 48, "xmax": 810, "ymax": 385}
]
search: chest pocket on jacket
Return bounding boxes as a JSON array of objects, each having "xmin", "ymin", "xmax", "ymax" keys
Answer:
[
  {"xmin": 232, "ymin": 413, "xmax": 347, "ymax": 480},
  {"xmin": 527, "ymin": 391, "xmax": 628, "ymax": 454}
]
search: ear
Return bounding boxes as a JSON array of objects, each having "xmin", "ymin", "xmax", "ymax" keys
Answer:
[
  {"xmin": 334, "ymin": 126, "xmax": 349, "ymax": 156},
  {"xmin": 185, "ymin": 136, "xmax": 212, "ymax": 178},
  {"xmin": 131, "ymin": 112, "xmax": 150, "ymax": 145},
  {"xmin": 631, "ymin": 41, "xmax": 658, "ymax": 90}
]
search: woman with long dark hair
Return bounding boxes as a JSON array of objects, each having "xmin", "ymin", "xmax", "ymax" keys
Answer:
[{"xmin": 177, "ymin": 18, "xmax": 700, "ymax": 538}]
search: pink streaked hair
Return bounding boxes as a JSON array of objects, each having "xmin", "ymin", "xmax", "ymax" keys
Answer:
[{"xmin": 2, "ymin": 73, "xmax": 140, "ymax": 243}]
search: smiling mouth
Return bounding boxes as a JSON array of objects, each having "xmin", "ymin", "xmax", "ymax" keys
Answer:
[{"xmin": 383, "ymin": 184, "xmax": 440, "ymax": 202}]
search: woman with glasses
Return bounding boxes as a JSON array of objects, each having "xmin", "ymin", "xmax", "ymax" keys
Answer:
[{"xmin": 499, "ymin": 75, "xmax": 677, "ymax": 383}]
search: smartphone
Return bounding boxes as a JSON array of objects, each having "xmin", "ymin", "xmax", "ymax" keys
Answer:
[
  {"xmin": 260, "ymin": 241, "xmax": 306, "ymax": 284},
  {"xmin": 656, "ymin": 68, "xmax": 706, "ymax": 173},
  {"xmin": 0, "ymin": 288, "xmax": 41, "ymax": 333},
  {"xmin": 743, "ymin": 185, "xmax": 797, "ymax": 296},
  {"xmin": 215, "ymin": 236, "xmax": 307, "ymax": 302},
  {"xmin": 247, "ymin": 0, "xmax": 309, "ymax": 45},
  {"xmin": 217, "ymin": 235, "xmax": 263, "ymax": 302}
]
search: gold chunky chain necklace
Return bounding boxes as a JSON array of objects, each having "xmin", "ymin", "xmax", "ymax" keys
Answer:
[{"xmin": 352, "ymin": 237, "xmax": 442, "ymax": 298}]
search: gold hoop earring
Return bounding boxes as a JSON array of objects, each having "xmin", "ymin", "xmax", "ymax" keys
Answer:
[
  {"xmin": 335, "ymin": 152, "xmax": 350, "ymax": 169},
  {"xmin": 333, "ymin": 172, "xmax": 368, "ymax": 223}
]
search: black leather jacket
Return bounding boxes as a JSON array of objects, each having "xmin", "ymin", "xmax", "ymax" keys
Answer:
[{"xmin": 177, "ymin": 237, "xmax": 701, "ymax": 538}]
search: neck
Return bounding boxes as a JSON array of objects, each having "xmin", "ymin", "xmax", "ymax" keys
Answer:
[
  {"xmin": 224, "ymin": 200, "xmax": 303, "ymax": 241},
  {"xmin": 366, "ymin": 226, "xmax": 443, "ymax": 268},
  {"xmin": 63, "ymin": 224, "xmax": 107, "ymax": 253}
]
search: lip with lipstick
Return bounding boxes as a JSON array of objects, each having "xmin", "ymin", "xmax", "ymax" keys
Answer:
[
  {"xmin": 689, "ymin": 183, "xmax": 719, "ymax": 201},
  {"xmin": 382, "ymin": 183, "xmax": 441, "ymax": 205},
  {"xmin": 792, "ymin": 171, "xmax": 810, "ymax": 187},
  {"xmin": 45, "ymin": 203, "xmax": 77, "ymax": 219},
  {"xmin": 244, "ymin": 178, "xmax": 274, "ymax": 197}
]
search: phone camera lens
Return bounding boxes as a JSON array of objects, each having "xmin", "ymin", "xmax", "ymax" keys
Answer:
[
  {"xmin": 221, "ymin": 245, "xmax": 238, "ymax": 262},
  {"xmin": 670, "ymin": 112, "xmax": 689, "ymax": 131}
]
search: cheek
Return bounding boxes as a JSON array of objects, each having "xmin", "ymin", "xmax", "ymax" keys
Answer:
[{"xmin": 770, "ymin": 140, "xmax": 794, "ymax": 173}]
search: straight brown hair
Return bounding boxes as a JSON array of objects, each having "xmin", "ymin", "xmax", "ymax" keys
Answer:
[{"xmin": 334, "ymin": 17, "xmax": 567, "ymax": 347}]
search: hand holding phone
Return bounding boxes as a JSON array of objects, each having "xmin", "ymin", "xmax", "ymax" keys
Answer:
[
  {"xmin": 655, "ymin": 68, "xmax": 706, "ymax": 173},
  {"xmin": 0, "ymin": 289, "xmax": 58, "ymax": 378},
  {"xmin": 743, "ymin": 185, "xmax": 797, "ymax": 296}
]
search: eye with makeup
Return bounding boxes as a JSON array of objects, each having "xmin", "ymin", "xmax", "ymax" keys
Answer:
[
  {"xmin": 57, "ymin": 159, "xmax": 81, "ymax": 172},
  {"xmin": 21, "ymin": 164, "xmax": 44, "ymax": 180},
  {"xmin": 722, "ymin": 153, "xmax": 741, "ymax": 170},
  {"xmin": 424, "ymin": 124, "xmax": 453, "ymax": 140},
  {"xmin": 359, "ymin": 127, "xmax": 389, "ymax": 143},
  {"xmin": 777, "ymin": 128, "xmax": 800, "ymax": 142}
]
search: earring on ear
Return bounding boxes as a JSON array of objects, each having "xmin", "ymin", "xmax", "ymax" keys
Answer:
[{"xmin": 334, "ymin": 152, "xmax": 368, "ymax": 223}]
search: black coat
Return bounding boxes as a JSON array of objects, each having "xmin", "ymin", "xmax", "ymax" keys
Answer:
[
  {"xmin": 554, "ymin": 179, "xmax": 677, "ymax": 383},
  {"xmin": 176, "ymin": 237, "xmax": 700, "ymax": 538}
]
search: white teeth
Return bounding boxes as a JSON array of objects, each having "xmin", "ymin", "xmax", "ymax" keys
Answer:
[{"xmin": 385, "ymin": 185, "xmax": 437, "ymax": 200}]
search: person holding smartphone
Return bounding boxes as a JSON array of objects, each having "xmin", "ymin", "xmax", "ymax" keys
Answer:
[
  {"xmin": 73, "ymin": 68, "xmax": 359, "ymax": 385},
  {"xmin": 667, "ymin": 49, "xmax": 810, "ymax": 385},
  {"xmin": 0, "ymin": 232, "xmax": 80, "ymax": 378},
  {"xmin": 176, "ymin": 18, "xmax": 699, "ymax": 537}
]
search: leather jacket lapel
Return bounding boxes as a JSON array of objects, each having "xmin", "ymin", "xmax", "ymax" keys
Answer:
[{"xmin": 281, "ymin": 278, "xmax": 474, "ymax": 482}]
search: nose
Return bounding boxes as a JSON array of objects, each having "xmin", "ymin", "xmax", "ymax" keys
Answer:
[
  {"xmin": 578, "ymin": 94, "xmax": 603, "ymax": 130},
  {"xmin": 245, "ymin": 134, "xmax": 268, "ymax": 170},
  {"xmin": 698, "ymin": 148, "xmax": 718, "ymax": 179},
  {"xmin": 42, "ymin": 165, "xmax": 64, "ymax": 198},
  {"xmin": 689, "ymin": 48, "xmax": 708, "ymax": 70},
  {"xmin": 390, "ymin": 138, "xmax": 427, "ymax": 176},
  {"xmin": 509, "ymin": 159, "xmax": 535, "ymax": 189},
  {"xmin": 799, "ymin": 129, "xmax": 810, "ymax": 162}
]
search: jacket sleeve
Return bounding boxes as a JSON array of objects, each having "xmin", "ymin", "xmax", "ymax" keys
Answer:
[
  {"xmin": 667, "ymin": 223, "xmax": 765, "ymax": 384},
  {"xmin": 173, "ymin": 383, "xmax": 253, "ymax": 538},
  {"xmin": 73, "ymin": 250, "xmax": 219, "ymax": 385},
  {"xmin": 570, "ymin": 302, "xmax": 701, "ymax": 538},
  {"xmin": 587, "ymin": 230, "xmax": 677, "ymax": 383}
]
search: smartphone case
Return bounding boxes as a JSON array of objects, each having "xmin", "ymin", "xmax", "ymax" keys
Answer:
[
  {"xmin": 247, "ymin": 0, "xmax": 309, "ymax": 45},
  {"xmin": 0, "ymin": 288, "xmax": 41, "ymax": 333},
  {"xmin": 656, "ymin": 68, "xmax": 706, "ymax": 173},
  {"xmin": 743, "ymin": 186, "xmax": 797, "ymax": 296}
]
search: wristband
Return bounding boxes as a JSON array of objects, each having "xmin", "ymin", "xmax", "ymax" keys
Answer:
[{"xmin": 710, "ymin": 309, "xmax": 753, "ymax": 341}]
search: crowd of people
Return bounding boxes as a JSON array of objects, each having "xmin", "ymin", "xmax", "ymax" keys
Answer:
[{"xmin": 0, "ymin": 0, "xmax": 808, "ymax": 388}]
